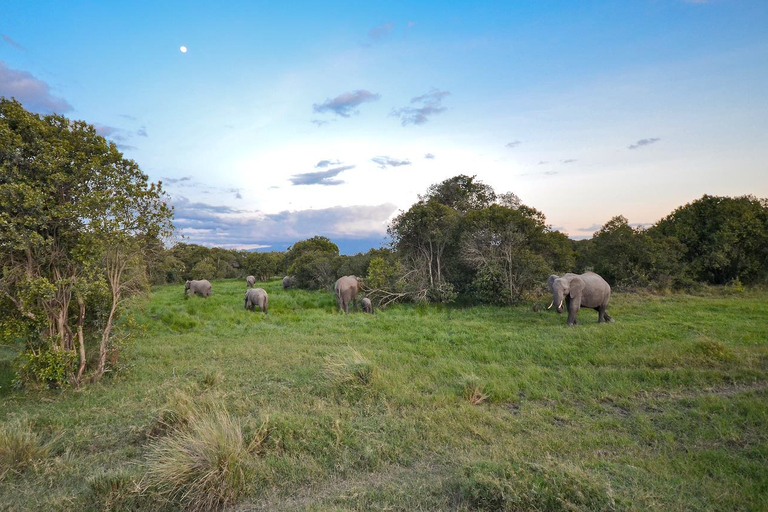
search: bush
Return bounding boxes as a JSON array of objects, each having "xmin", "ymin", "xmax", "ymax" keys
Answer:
[{"xmin": 14, "ymin": 347, "xmax": 78, "ymax": 389}]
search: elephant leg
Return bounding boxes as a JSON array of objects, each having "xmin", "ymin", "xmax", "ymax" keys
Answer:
[
  {"xmin": 596, "ymin": 306, "xmax": 605, "ymax": 323},
  {"xmin": 567, "ymin": 298, "xmax": 580, "ymax": 326}
]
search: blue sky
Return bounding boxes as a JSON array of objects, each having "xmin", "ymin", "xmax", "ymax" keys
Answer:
[{"xmin": 2, "ymin": 0, "xmax": 767, "ymax": 254}]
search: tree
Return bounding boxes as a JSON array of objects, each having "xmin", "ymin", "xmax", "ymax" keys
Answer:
[
  {"xmin": 0, "ymin": 98, "xmax": 173, "ymax": 386},
  {"xmin": 285, "ymin": 236, "xmax": 340, "ymax": 289},
  {"xmin": 651, "ymin": 195, "xmax": 768, "ymax": 284},
  {"xmin": 420, "ymin": 174, "xmax": 496, "ymax": 213},
  {"xmin": 459, "ymin": 205, "xmax": 557, "ymax": 304},
  {"xmin": 388, "ymin": 199, "xmax": 459, "ymax": 301}
]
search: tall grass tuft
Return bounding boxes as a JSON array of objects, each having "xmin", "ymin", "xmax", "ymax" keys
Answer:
[
  {"xmin": 146, "ymin": 390, "xmax": 202, "ymax": 438},
  {"xmin": 450, "ymin": 459, "xmax": 618, "ymax": 511},
  {"xmin": 461, "ymin": 374, "xmax": 490, "ymax": 405},
  {"xmin": 144, "ymin": 404, "xmax": 257, "ymax": 511},
  {"xmin": 0, "ymin": 419, "xmax": 49, "ymax": 481},
  {"xmin": 323, "ymin": 348, "xmax": 376, "ymax": 388}
]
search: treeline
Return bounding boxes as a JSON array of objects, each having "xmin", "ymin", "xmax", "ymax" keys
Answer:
[
  {"xmin": 3, "ymin": 98, "xmax": 767, "ymax": 389},
  {"xmin": 153, "ymin": 175, "xmax": 768, "ymax": 306}
]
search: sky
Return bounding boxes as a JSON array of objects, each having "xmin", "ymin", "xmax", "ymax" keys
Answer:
[{"xmin": 2, "ymin": 1, "xmax": 767, "ymax": 254}]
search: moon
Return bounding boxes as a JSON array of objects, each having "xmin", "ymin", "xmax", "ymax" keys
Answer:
[{"xmin": 179, "ymin": 45, "xmax": 187, "ymax": 53}]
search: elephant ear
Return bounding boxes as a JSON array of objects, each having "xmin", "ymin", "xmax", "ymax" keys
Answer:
[
  {"xmin": 547, "ymin": 275, "xmax": 559, "ymax": 292},
  {"xmin": 568, "ymin": 276, "xmax": 585, "ymax": 296}
]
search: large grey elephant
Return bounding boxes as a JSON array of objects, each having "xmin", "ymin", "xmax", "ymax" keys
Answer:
[
  {"xmin": 282, "ymin": 276, "xmax": 296, "ymax": 290},
  {"xmin": 244, "ymin": 288, "xmax": 268, "ymax": 313},
  {"xmin": 246, "ymin": 275, "xmax": 256, "ymax": 288},
  {"xmin": 185, "ymin": 279, "xmax": 212, "ymax": 297},
  {"xmin": 361, "ymin": 297, "xmax": 373, "ymax": 314},
  {"xmin": 547, "ymin": 272, "xmax": 613, "ymax": 326},
  {"xmin": 334, "ymin": 275, "xmax": 359, "ymax": 314}
]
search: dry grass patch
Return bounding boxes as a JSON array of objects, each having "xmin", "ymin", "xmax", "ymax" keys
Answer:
[
  {"xmin": 0, "ymin": 419, "xmax": 50, "ymax": 481},
  {"xmin": 144, "ymin": 403, "xmax": 266, "ymax": 511},
  {"xmin": 323, "ymin": 348, "xmax": 376, "ymax": 388},
  {"xmin": 462, "ymin": 374, "xmax": 490, "ymax": 405}
]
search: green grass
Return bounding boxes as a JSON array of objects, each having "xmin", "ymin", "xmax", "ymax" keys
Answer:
[{"xmin": 1, "ymin": 278, "xmax": 767, "ymax": 510}]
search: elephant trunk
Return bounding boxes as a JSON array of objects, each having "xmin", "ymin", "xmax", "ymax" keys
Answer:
[{"xmin": 552, "ymin": 289, "xmax": 565, "ymax": 314}]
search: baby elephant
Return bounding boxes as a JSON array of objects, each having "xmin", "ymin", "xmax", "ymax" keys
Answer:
[
  {"xmin": 361, "ymin": 297, "xmax": 374, "ymax": 314},
  {"xmin": 185, "ymin": 279, "xmax": 212, "ymax": 297},
  {"xmin": 244, "ymin": 287, "xmax": 268, "ymax": 313},
  {"xmin": 246, "ymin": 275, "xmax": 256, "ymax": 288}
]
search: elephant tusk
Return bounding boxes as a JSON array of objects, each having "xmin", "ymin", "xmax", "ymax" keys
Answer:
[
  {"xmin": 547, "ymin": 301, "xmax": 554, "ymax": 310},
  {"xmin": 558, "ymin": 299, "xmax": 564, "ymax": 310}
]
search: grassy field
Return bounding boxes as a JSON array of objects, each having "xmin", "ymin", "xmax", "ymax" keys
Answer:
[{"xmin": 1, "ymin": 279, "xmax": 767, "ymax": 510}]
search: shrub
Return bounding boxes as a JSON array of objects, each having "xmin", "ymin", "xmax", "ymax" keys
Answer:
[
  {"xmin": 144, "ymin": 405, "xmax": 257, "ymax": 511},
  {"xmin": 14, "ymin": 347, "xmax": 78, "ymax": 389},
  {"xmin": 0, "ymin": 420, "xmax": 49, "ymax": 481}
]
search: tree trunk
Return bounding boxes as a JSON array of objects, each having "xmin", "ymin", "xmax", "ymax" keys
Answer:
[{"xmin": 75, "ymin": 296, "xmax": 87, "ymax": 385}]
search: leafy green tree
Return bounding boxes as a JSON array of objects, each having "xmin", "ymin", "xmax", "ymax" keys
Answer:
[
  {"xmin": 420, "ymin": 174, "xmax": 496, "ymax": 213},
  {"xmin": 285, "ymin": 236, "xmax": 340, "ymax": 289},
  {"xmin": 388, "ymin": 199, "xmax": 459, "ymax": 301},
  {"xmin": 459, "ymin": 205, "xmax": 560, "ymax": 304},
  {"xmin": 0, "ymin": 98, "xmax": 173, "ymax": 386},
  {"xmin": 582, "ymin": 216, "xmax": 650, "ymax": 287},
  {"xmin": 244, "ymin": 251, "xmax": 283, "ymax": 281},
  {"xmin": 169, "ymin": 243, "xmax": 212, "ymax": 281},
  {"xmin": 651, "ymin": 195, "xmax": 768, "ymax": 284},
  {"xmin": 191, "ymin": 257, "xmax": 218, "ymax": 280}
]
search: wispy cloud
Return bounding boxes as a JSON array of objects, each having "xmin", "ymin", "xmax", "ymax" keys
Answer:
[
  {"xmin": 561, "ymin": 159, "xmax": 577, "ymax": 164},
  {"xmin": 311, "ymin": 119, "xmax": 329, "ymax": 127},
  {"xmin": 391, "ymin": 88, "xmax": 450, "ymax": 126},
  {"xmin": 290, "ymin": 165, "xmax": 355, "ymax": 186},
  {"xmin": 93, "ymin": 124, "xmax": 118, "ymax": 137},
  {"xmin": 93, "ymin": 123, "xmax": 147, "ymax": 149},
  {"xmin": 315, "ymin": 159, "xmax": 341, "ymax": 168},
  {"xmin": 162, "ymin": 176, "xmax": 193, "ymax": 185},
  {"xmin": 2, "ymin": 35, "xmax": 25, "ymax": 51},
  {"xmin": 424, "ymin": 153, "xmax": 435, "ymax": 159},
  {"xmin": 0, "ymin": 62, "xmax": 72, "ymax": 113},
  {"xmin": 371, "ymin": 156, "xmax": 411, "ymax": 169},
  {"xmin": 369, "ymin": 22, "xmax": 395, "ymax": 40},
  {"xmin": 628, "ymin": 137, "xmax": 661, "ymax": 150},
  {"xmin": 162, "ymin": 176, "xmax": 242, "ymax": 199},
  {"xmin": 506, "ymin": 140, "xmax": 522, "ymax": 149},
  {"xmin": 313, "ymin": 90, "xmax": 381, "ymax": 118}
]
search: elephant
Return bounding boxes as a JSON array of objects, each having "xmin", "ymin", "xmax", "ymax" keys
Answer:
[
  {"xmin": 334, "ymin": 275, "xmax": 359, "ymax": 314},
  {"xmin": 361, "ymin": 297, "xmax": 374, "ymax": 314},
  {"xmin": 282, "ymin": 276, "xmax": 296, "ymax": 290},
  {"xmin": 547, "ymin": 272, "xmax": 613, "ymax": 326},
  {"xmin": 244, "ymin": 287, "xmax": 268, "ymax": 313},
  {"xmin": 185, "ymin": 279, "xmax": 212, "ymax": 297},
  {"xmin": 246, "ymin": 275, "xmax": 256, "ymax": 288}
]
